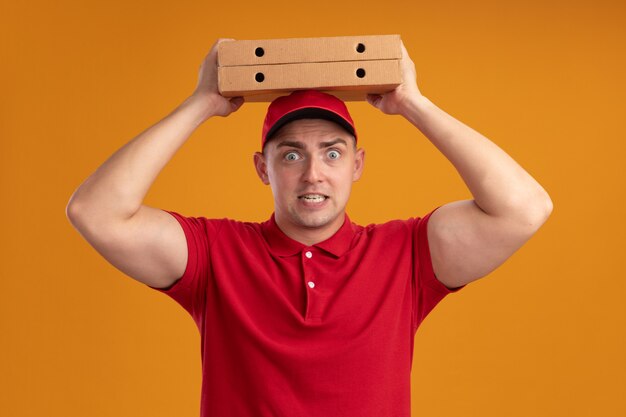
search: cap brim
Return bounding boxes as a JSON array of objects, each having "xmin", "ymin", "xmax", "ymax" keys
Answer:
[{"xmin": 264, "ymin": 108, "xmax": 355, "ymax": 145}]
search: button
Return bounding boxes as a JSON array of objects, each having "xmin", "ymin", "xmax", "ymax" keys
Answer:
[
  {"xmin": 305, "ymin": 251, "xmax": 313, "ymax": 259},
  {"xmin": 307, "ymin": 281, "xmax": 315, "ymax": 289}
]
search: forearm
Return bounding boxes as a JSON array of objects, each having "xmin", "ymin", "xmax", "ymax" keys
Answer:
[
  {"xmin": 401, "ymin": 95, "xmax": 552, "ymax": 222},
  {"xmin": 67, "ymin": 94, "xmax": 212, "ymax": 221}
]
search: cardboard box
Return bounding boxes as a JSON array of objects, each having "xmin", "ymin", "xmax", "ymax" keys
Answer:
[
  {"xmin": 216, "ymin": 35, "xmax": 403, "ymax": 102},
  {"xmin": 218, "ymin": 60, "xmax": 401, "ymax": 102},
  {"xmin": 217, "ymin": 34, "xmax": 401, "ymax": 66}
]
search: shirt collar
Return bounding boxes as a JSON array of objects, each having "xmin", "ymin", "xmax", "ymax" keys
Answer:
[{"xmin": 261, "ymin": 212, "xmax": 358, "ymax": 258}]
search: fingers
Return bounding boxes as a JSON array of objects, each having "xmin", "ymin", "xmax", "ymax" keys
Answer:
[
  {"xmin": 366, "ymin": 94, "xmax": 383, "ymax": 109},
  {"xmin": 400, "ymin": 40, "xmax": 408, "ymax": 58},
  {"xmin": 212, "ymin": 38, "xmax": 236, "ymax": 53},
  {"xmin": 229, "ymin": 96, "xmax": 245, "ymax": 112},
  {"xmin": 205, "ymin": 38, "xmax": 236, "ymax": 62}
]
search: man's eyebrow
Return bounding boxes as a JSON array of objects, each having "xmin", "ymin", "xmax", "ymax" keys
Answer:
[
  {"xmin": 276, "ymin": 140, "xmax": 305, "ymax": 149},
  {"xmin": 275, "ymin": 138, "xmax": 348, "ymax": 149},
  {"xmin": 319, "ymin": 138, "xmax": 348, "ymax": 148}
]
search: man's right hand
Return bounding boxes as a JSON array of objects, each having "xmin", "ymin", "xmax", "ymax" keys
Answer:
[{"xmin": 191, "ymin": 38, "xmax": 244, "ymax": 119}]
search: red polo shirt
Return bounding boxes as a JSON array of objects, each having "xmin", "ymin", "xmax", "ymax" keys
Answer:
[{"xmin": 149, "ymin": 209, "xmax": 462, "ymax": 417}]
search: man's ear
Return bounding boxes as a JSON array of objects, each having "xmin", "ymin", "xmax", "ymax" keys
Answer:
[
  {"xmin": 254, "ymin": 152, "xmax": 270, "ymax": 185},
  {"xmin": 352, "ymin": 148, "xmax": 365, "ymax": 182}
]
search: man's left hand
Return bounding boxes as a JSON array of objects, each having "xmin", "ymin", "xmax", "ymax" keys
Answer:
[{"xmin": 366, "ymin": 41, "xmax": 423, "ymax": 116}]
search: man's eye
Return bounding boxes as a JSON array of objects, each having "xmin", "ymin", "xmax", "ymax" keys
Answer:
[
  {"xmin": 285, "ymin": 152, "xmax": 300, "ymax": 161},
  {"xmin": 327, "ymin": 150, "xmax": 340, "ymax": 160}
]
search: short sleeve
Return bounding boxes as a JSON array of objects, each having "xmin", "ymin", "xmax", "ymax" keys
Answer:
[
  {"xmin": 147, "ymin": 210, "xmax": 222, "ymax": 324},
  {"xmin": 412, "ymin": 207, "xmax": 464, "ymax": 332}
]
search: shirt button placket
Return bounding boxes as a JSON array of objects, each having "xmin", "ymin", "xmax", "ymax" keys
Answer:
[
  {"xmin": 303, "ymin": 248, "xmax": 320, "ymax": 321},
  {"xmin": 304, "ymin": 250, "xmax": 314, "ymax": 289}
]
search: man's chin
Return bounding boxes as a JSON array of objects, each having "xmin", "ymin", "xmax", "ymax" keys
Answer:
[
  {"xmin": 290, "ymin": 211, "xmax": 338, "ymax": 230},
  {"xmin": 296, "ymin": 216, "xmax": 332, "ymax": 229}
]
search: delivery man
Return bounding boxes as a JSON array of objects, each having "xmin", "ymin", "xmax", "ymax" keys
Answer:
[{"xmin": 66, "ymin": 38, "xmax": 552, "ymax": 416}]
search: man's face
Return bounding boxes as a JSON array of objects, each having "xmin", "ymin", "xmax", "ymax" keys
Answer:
[{"xmin": 254, "ymin": 118, "xmax": 365, "ymax": 240}]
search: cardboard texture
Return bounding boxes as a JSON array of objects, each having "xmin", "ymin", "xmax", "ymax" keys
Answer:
[
  {"xmin": 217, "ymin": 35, "xmax": 402, "ymax": 66},
  {"xmin": 217, "ymin": 35, "xmax": 402, "ymax": 102},
  {"xmin": 218, "ymin": 60, "xmax": 401, "ymax": 102}
]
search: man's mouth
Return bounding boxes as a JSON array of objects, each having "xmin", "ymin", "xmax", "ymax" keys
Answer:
[{"xmin": 298, "ymin": 194, "xmax": 329, "ymax": 203}]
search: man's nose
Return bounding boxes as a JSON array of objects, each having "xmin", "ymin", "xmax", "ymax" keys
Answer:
[{"xmin": 302, "ymin": 156, "xmax": 324, "ymax": 183}]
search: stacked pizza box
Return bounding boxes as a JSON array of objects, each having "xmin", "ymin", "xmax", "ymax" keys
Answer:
[{"xmin": 217, "ymin": 35, "xmax": 403, "ymax": 102}]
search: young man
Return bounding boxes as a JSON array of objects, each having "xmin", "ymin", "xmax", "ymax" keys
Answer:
[{"xmin": 66, "ymin": 39, "xmax": 552, "ymax": 416}]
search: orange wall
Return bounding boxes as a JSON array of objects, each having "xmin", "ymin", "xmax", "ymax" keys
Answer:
[{"xmin": 1, "ymin": 0, "xmax": 624, "ymax": 416}]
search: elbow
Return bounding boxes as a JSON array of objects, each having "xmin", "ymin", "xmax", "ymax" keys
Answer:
[
  {"xmin": 521, "ymin": 189, "xmax": 553, "ymax": 231},
  {"xmin": 65, "ymin": 190, "xmax": 91, "ymax": 229},
  {"xmin": 500, "ymin": 186, "xmax": 553, "ymax": 232},
  {"xmin": 537, "ymin": 188, "xmax": 553, "ymax": 221},
  {"xmin": 544, "ymin": 192, "xmax": 554, "ymax": 219},
  {"xmin": 65, "ymin": 194, "xmax": 83, "ymax": 227}
]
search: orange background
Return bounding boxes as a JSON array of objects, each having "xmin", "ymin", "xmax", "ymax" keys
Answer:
[{"xmin": 2, "ymin": 0, "xmax": 625, "ymax": 416}]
